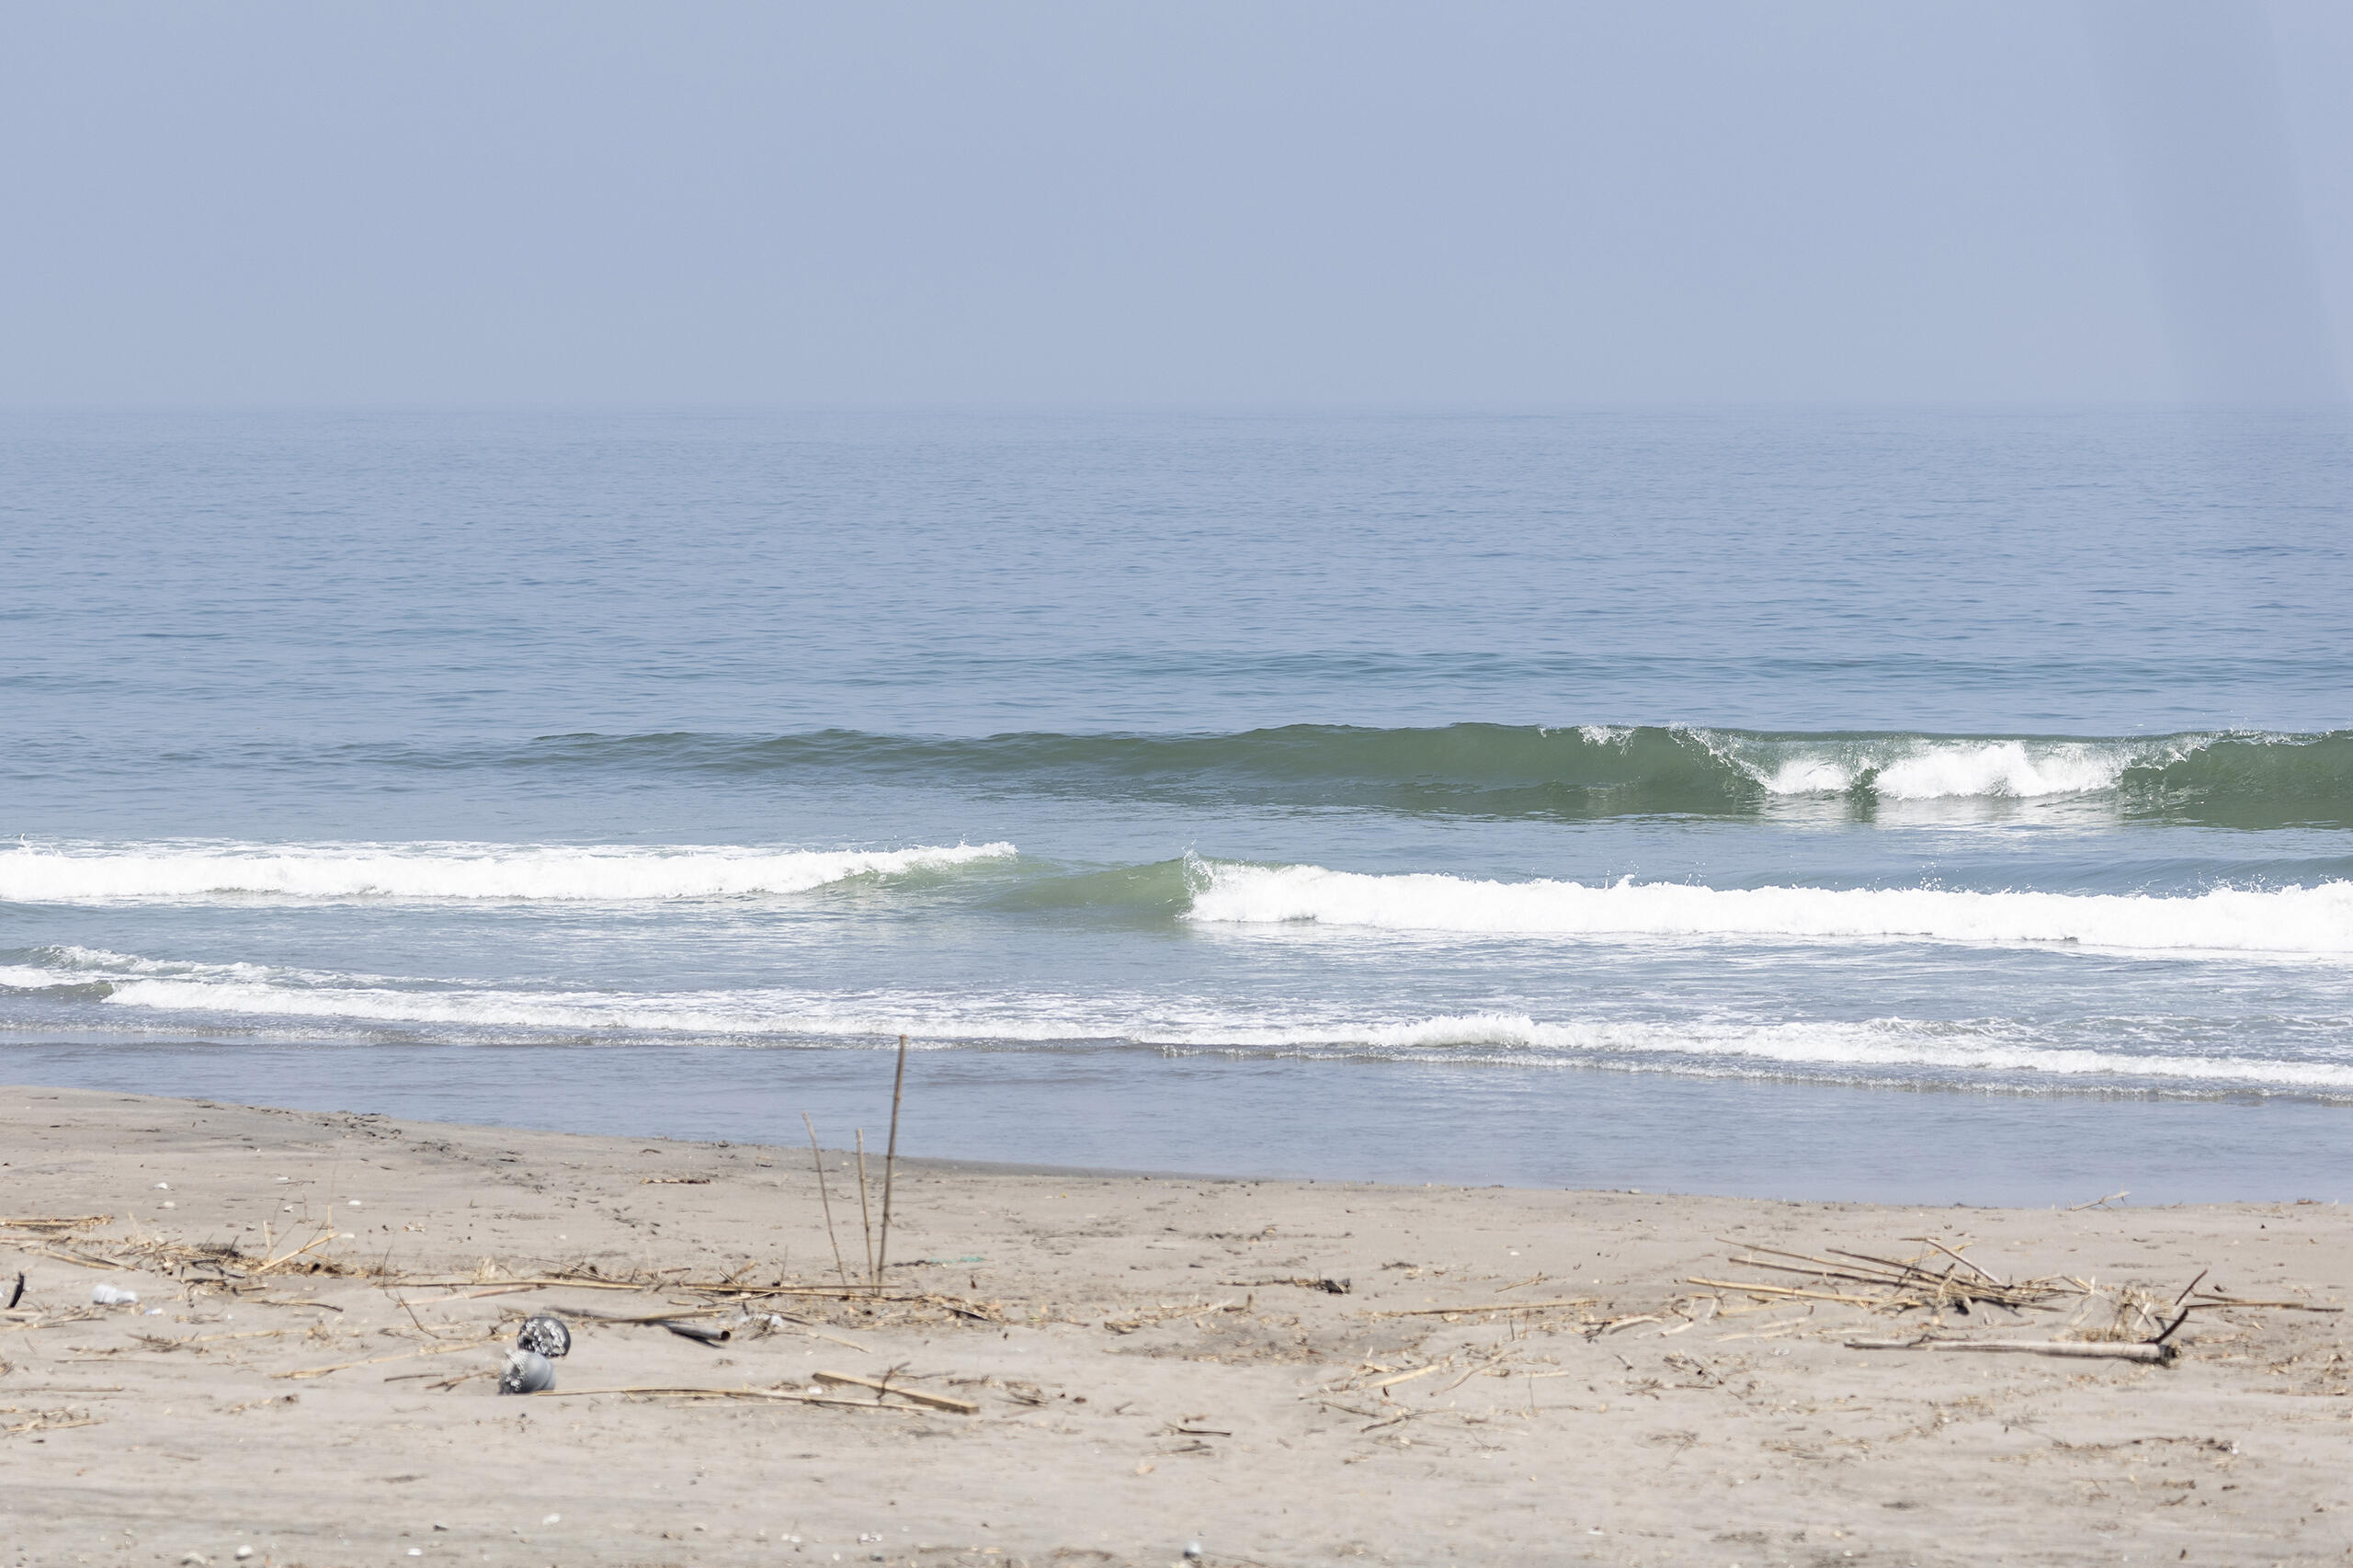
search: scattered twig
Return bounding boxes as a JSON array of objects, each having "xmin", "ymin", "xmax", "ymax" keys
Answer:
[
  {"xmin": 855, "ymin": 1130, "xmax": 876, "ymax": 1289},
  {"xmin": 813, "ymin": 1369, "xmax": 978, "ymax": 1414},
  {"xmin": 1360, "ymin": 1297, "xmax": 1595, "ymax": 1319},
  {"xmin": 1846, "ymin": 1337, "xmax": 2174, "ymax": 1363},
  {"xmin": 527, "ymin": 1385, "xmax": 927, "ymax": 1413},
  {"xmin": 878, "ymin": 1034, "xmax": 909, "ymax": 1291},
  {"xmin": 805, "ymin": 1111, "xmax": 852, "ymax": 1290}
]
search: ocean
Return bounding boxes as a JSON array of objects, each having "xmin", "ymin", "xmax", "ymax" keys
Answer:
[{"xmin": 4, "ymin": 408, "xmax": 2349, "ymax": 1203}]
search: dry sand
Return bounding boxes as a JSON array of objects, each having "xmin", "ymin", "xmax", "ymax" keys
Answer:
[{"xmin": 5, "ymin": 1086, "xmax": 2350, "ymax": 1568}]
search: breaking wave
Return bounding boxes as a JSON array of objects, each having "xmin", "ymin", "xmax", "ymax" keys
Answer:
[
  {"xmin": 1185, "ymin": 859, "xmax": 2353, "ymax": 955},
  {"xmin": 394, "ymin": 723, "xmax": 2353, "ymax": 824},
  {"xmin": 0, "ymin": 841, "xmax": 1016, "ymax": 903},
  {"xmin": 5, "ymin": 948, "xmax": 2348, "ymax": 1094}
]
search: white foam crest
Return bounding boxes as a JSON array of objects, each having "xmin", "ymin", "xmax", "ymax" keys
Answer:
[
  {"xmin": 0, "ymin": 841, "xmax": 1016, "ymax": 903},
  {"xmin": 55, "ymin": 974, "xmax": 2353, "ymax": 1091},
  {"xmin": 1217, "ymin": 1010, "xmax": 2353, "ymax": 1090},
  {"xmin": 82, "ymin": 976, "xmax": 1126, "ymax": 1043},
  {"xmin": 1692, "ymin": 730, "xmax": 2200, "ymax": 801},
  {"xmin": 1871, "ymin": 742, "xmax": 2130, "ymax": 801},
  {"xmin": 1187, "ymin": 862, "xmax": 2353, "ymax": 955}
]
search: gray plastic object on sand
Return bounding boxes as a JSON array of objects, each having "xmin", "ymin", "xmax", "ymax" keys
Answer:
[
  {"xmin": 498, "ymin": 1349, "xmax": 556, "ymax": 1394},
  {"xmin": 516, "ymin": 1314, "xmax": 572, "ymax": 1358}
]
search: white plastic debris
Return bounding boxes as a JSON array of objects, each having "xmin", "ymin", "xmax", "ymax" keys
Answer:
[
  {"xmin": 1184, "ymin": 1542, "xmax": 1204, "ymax": 1562},
  {"xmin": 92, "ymin": 1284, "xmax": 138, "ymax": 1306},
  {"xmin": 146, "ymin": 1307, "xmax": 165, "ymax": 1316},
  {"xmin": 153, "ymin": 1182, "xmax": 169, "ymax": 1190},
  {"xmin": 234, "ymin": 1550, "xmax": 254, "ymax": 1562},
  {"xmin": 541, "ymin": 1514, "xmax": 561, "ymax": 1526},
  {"xmin": 347, "ymin": 1199, "xmax": 361, "ymax": 1208}
]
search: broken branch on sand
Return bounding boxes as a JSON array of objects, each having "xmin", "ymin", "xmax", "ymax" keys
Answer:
[
  {"xmin": 529, "ymin": 1385, "xmax": 948, "ymax": 1414},
  {"xmin": 1360, "ymin": 1297, "xmax": 1596, "ymax": 1319},
  {"xmin": 1845, "ymin": 1337, "xmax": 2175, "ymax": 1363},
  {"xmin": 812, "ymin": 1369, "xmax": 980, "ymax": 1413}
]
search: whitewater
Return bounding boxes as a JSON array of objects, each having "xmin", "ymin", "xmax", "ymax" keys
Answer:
[
  {"xmin": 1187, "ymin": 860, "xmax": 2353, "ymax": 955},
  {"xmin": 0, "ymin": 841, "xmax": 1015, "ymax": 903}
]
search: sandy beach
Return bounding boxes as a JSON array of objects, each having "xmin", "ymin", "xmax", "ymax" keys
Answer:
[{"xmin": 5, "ymin": 1086, "xmax": 2350, "ymax": 1568}]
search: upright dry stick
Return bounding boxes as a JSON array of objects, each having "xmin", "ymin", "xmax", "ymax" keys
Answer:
[
  {"xmin": 803, "ymin": 1111, "xmax": 852, "ymax": 1290},
  {"xmin": 854, "ymin": 1130, "xmax": 876, "ymax": 1290},
  {"xmin": 877, "ymin": 1034, "xmax": 910, "ymax": 1288}
]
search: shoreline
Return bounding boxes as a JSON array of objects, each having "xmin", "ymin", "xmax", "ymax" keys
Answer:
[
  {"xmin": 10, "ymin": 1039, "xmax": 2353, "ymax": 1207},
  {"xmin": 6, "ymin": 1085, "xmax": 2353, "ymax": 1566}
]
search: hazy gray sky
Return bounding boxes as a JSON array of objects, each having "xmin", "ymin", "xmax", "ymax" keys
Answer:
[{"xmin": 3, "ymin": 1, "xmax": 2345, "ymax": 407}]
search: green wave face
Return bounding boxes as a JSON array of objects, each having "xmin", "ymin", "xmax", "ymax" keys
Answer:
[{"xmin": 509, "ymin": 724, "xmax": 2353, "ymax": 826}]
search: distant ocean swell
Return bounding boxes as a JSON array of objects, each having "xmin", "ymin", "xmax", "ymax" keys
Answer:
[
  {"xmin": 128, "ymin": 723, "xmax": 2347, "ymax": 824},
  {"xmin": 3, "ymin": 947, "xmax": 2347, "ymax": 1094},
  {"xmin": 4, "ymin": 841, "xmax": 2349, "ymax": 958}
]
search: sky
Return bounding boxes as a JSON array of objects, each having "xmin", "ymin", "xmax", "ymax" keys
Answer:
[{"xmin": 1, "ymin": 1, "xmax": 2346, "ymax": 409}]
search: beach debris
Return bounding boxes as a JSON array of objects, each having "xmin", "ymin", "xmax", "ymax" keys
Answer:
[
  {"xmin": 516, "ymin": 1314, "xmax": 572, "ymax": 1358},
  {"xmin": 90, "ymin": 1284, "xmax": 138, "ymax": 1307},
  {"xmin": 526, "ymin": 1383, "xmax": 937, "ymax": 1413},
  {"xmin": 499, "ymin": 1349, "xmax": 557, "ymax": 1394},
  {"xmin": 1361, "ymin": 1297, "xmax": 1595, "ymax": 1320},
  {"xmin": 812, "ymin": 1369, "xmax": 980, "ymax": 1414},
  {"xmin": 1184, "ymin": 1540, "xmax": 1204, "ymax": 1562},
  {"xmin": 1694, "ymin": 1237, "xmax": 2070, "ymax": 1314},
  {"xmin": 1846, "ymin": 1337, "xmax": 2175, "ymax": 1363},
  {"xmin": 876, "ymin": 1033, "xmax": 910, "ymax": 1290},
  {"xmin": 1233, "ymin": 1276, "xmax": 1350, "ymax": 1294},
  {"xmin": 6, "ymin": 1271, "xmax": 22, "ymax": 1310},
  {"xmin": 661, "ymin": 1320, "xmax": 731, "ymax": 1346},
  {"xmin": 804, "ymin": 1110, "xmax": 855, "ymax": 1289}
]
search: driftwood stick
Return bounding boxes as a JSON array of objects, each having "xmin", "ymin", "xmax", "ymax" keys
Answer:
[
  {"xmin": 1361, "ymin": 1297, "xmax": 1597, "ymax": 1319},
  {"xmin": 1686, "ymin": 1278, "xmax": 1885, "ymax": 1307},
  {"xmin": 1901, "ymin": 1237, "xmax": 2001, "ymax": 1283},
  {"xmin": 854, "ymin": 1131, "xmax": 876, "ymax": 1290},
  {"xmin": 1845, "ymin": 1337, "xmax": 2174, "ymax": 1363},
  {"xmin": 529, "ymin": 1385, "xmax": 926, "ymax": 1412},
  {"xmin": 812, "ymin": 1369, "xmax": 978, "ymax": 1413},
  {"xmin": 804, "ymin": 1111, "xmax": 852, "ymax": 1290},
  {"xmin": 878, "ymin": 1034, "xmax": 909, "ymax": 1290}
]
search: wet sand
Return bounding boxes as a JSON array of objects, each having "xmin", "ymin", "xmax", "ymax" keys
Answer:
[{"xmin": 5, "ymin": 1086, "xmax": 2350, "ymax": 1567}]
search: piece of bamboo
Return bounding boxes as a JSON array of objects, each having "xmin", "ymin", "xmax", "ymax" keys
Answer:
[
  {"xmin": 878, "ymin": 1035, "xmax": 909, "ymax": 1289},
  {"xmin": 1844, "ymin": 1338, "xmax": 2173, "ymax": 1362}
]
